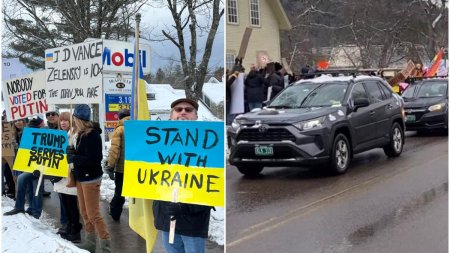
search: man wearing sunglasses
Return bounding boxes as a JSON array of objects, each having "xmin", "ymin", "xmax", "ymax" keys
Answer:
[
  {"xmin": 45, "ymin": 110, "xmax": 59, "ymax": 130},
  {"xmin": 168, "ymin": 98, "xmax": 199, "ymax": 120},
  {"xmin": 153, "ymin": 98, "xmax": 213, "ymax": 253}
]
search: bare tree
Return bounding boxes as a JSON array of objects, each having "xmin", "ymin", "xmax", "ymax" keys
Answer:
[
  {"xmin": 280, "ymin": 0, "xmax": 448, "ymax": 70},
  {"xmin": 3, "ymin": 0, "xmax": 148, "ymax": 69},
  {"xmin": 147, "ymin": 0, "xmax": 224, "ymax": 102}
]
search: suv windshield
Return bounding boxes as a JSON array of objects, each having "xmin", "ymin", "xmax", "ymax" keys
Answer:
[
  {"xmin": 416, "ymin": 81, "xmax": 447, "ymax": 98},
  {"xmin": 300, "ymin": 83, "xmax": 348, "ymax": 108},
  {"xmin": 268, "ymin": 83, "xmax": 321, "ymax": 108}
]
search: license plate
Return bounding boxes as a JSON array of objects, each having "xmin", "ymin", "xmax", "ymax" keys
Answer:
[
  {"xmin": 255, "ymin": 145, "xmax": 273, "ymax": 156},
  {"xmin": 406, "ymin": 114, "xmax": 416, "ymax": 123}
]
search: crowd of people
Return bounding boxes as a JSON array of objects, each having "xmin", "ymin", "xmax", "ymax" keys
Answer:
[
  {"xmin": 2, "ymin": 98, "xmax": 214, "ymax": 253},
  {"xmin": 225, "ymin": 58, "xmax": 431, "ymax": 124}
]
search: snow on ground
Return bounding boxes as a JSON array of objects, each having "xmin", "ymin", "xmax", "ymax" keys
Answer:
[{"xmin": 2, "ymin": 197, "xmax": 88, "ymax": 253}]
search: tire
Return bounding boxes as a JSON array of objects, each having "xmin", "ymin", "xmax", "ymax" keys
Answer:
[
  {"xmin": 383, "ymin": 122, "xmax": 404, "ymax": 157},
  {"xmin": 236, "ymin": 166, "xmax": 263, "ymax": 177},
  {"xmin": 329, "ymin": 133, "xmax": 351, "ymax": 175}
]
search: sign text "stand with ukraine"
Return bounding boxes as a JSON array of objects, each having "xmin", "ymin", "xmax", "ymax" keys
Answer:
[{"xmin": 122, "ymin": 120, "xmax": 224, "ymax": 207}]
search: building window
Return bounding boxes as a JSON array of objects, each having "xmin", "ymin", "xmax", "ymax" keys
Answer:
[
  {"xmin": 146, "ymin": 93, "xmax": 156, "ymax": 100},
  {"xmin": 250, "ymin": 0, "xmax": 260, "ymax": 26},
  {"xmin": 228, "ymin": 0, "xmax": 238, "ymax": 24},
  {"xmin": 226, "ymin": 52, "xmax": 236, "ymax": 70}
]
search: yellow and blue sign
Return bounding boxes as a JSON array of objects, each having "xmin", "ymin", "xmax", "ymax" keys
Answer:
[
  {"xmin": 13, "ymin": 127, "xmax": 69, "ymax": 177},
  {"xmin": 123, "ymin": 120, "xmax": 224, "ymax": 207}
]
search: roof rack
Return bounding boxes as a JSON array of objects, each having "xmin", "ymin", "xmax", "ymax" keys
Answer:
[
  {"xmin": 405, "ymin": 75, "xmax": 448, "ymax": 84},
  {"xmin": 297, "ymin": 69, "xmax": 381, "ymax": 79}
]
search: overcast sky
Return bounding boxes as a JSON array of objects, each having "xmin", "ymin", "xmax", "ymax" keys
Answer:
[{"xmin": 140, "ymin": 3, "xmax": 224, "ymax": 73}]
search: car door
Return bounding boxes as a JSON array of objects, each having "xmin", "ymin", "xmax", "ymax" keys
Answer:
[
  {"xmin": 363, "ymin": 81, "xmax": 391, "ymax": 140},
  {"xmin": 348, "ymin": 82, "xmax": 377, "ymax": 146}
]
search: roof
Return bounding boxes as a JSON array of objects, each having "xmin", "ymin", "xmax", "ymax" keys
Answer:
[
  {"xmin": 268, "ymin": 0, "xmax": 292, "ymax": 30},
  {"xmin": 145, "ymin": 83, "xmax": 220, "ymax": 121},
  {"xmin": 202, "ymin": 82, "xmax": 224, "ymax": 104}
]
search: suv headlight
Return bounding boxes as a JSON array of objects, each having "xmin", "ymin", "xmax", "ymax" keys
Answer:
[
  {"xmin": 293, "ymin": 117, "xmax": 325, "ymax": 131},
  {"xmin": 428, "ymin": 103, "xmax": 446, "ymax": 112}
]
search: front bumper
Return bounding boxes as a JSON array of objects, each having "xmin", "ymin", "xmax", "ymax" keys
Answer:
[
  {"xmin": 228, "ymin": 125, "xmax": 330, "ymax": 167},
  {"xmin": 405, "ymin": 110, "xmax": 448, "ymax": 130}
]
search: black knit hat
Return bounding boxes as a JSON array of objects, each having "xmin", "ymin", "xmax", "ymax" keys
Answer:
[
  {"xmin": 118, "ymin": 109, "xmax": 130, "ymax": 120},
  {"xmin": 28, "ymin": 117, "xmax": 44, "ymax": 128}
]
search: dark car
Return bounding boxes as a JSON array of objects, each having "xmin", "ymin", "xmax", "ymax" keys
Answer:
[
  {"xmin": 401, "ymin": 78, "xmax": 448, "ymax": 132},
  {"xmin": 228, "ymin": 75, "xmax": 405, "ymax": 176}
]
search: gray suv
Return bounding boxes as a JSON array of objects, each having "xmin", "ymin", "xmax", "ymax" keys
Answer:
[{"xmin": 228, "ymin": 75, "xmax": 405, "ymax": 176}]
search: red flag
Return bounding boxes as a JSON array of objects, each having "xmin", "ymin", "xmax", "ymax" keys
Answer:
[{"xmin": 425, "ymin": 48, "xmax": 444, "ymax": 77}]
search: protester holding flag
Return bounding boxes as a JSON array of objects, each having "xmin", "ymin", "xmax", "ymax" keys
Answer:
[
  {"xmin": 152, "ymin": 98, "xmax": 214, "ymax": 253},
  {"xmin": 106, "ymin": 109, "xmax": 131, "ymax": 221},
  {"xmin": 4, "ymin": 117, "xmax": 45, "ymax": 219},
  {"xmin": 53, "ymin": 111, "xmax": 82, "ymax": 243},
  {"xmin": 66, "ymin": 104, "xmax": 110, "ymax": 253}
]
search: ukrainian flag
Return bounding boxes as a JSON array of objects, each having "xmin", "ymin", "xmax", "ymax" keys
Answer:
[
  {"xmin": 127, "ymin": 39, "xmax": 157, "ymax": 253},
  {"xmin": 45, "ymin": 53, "xmax": 53, "ymax": 62}
]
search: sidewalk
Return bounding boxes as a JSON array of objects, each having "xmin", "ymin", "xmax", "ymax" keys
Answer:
[{"xmin": 42, "ymin": 182, "xmax": 224, "ymax": 253}]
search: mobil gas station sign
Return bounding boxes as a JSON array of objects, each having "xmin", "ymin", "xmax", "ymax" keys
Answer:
[{"xmin": 102, "ymin": 40, "xmax": 151, "ymax": 74}]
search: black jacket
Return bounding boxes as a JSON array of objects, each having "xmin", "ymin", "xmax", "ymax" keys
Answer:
[
  {"xmin": 153, "ymin": 200, "xmax": 212, "ymax": 238},
  {"xmin": 245, "ymin": 71, "xmax": 267, "ymax": 103},
  {"xmin": 72, "ymin": 126, "xmax": 103, "ymax": 182},
  {"xmin": 268, "ymin": 72, "xmax": 284, "ymax": 99}
]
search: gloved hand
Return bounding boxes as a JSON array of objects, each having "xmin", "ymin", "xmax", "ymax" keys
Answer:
[
  {"xmin": 66, "ymin": 145, "xmax": 75, "ymax": 163},
  {"xmin": 105, "ymin": 166, "xmax": 115, "ymax": 180},
  {"xmin": 166, "ymin": 202, "xmax": 189, "ymax": 220}
]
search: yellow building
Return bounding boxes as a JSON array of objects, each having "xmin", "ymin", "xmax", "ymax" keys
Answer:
[{"xmin": 226, "ymin": 0, "xmax": 292, "ymax": 71}]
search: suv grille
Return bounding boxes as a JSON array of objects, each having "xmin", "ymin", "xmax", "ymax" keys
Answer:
[{"xmin": 237, "ymin": 128, "xmax": 296, "ymax": 142}]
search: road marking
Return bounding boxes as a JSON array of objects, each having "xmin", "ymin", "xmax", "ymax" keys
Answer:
[{"xmin": 227, "ymin": 153, "xmax": 447, "ymax": 248}]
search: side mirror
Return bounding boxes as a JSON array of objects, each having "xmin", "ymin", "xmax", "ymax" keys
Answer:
[{"xmin": 353, "ymin": 98, "xmax": 370, "ymax": 111}]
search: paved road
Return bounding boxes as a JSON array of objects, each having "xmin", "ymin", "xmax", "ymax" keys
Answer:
[
  {"xmin": 226, "ymin": 131, "xmax": 448, "ymax": 253},
  {"xmin": 43, "ymin": 185, "xmax": 223, "ymax": 252}
]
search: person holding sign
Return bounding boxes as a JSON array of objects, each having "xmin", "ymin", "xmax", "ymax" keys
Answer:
[
  {"xmin": 66, "ymin": 104, "xmax": 111, "ymax": 253},
  {"xmin": 4, "ymin": 117, "xmax": 45, "ymax": 219},
  {"xmin": 53, "ymin": 112, "xmax": 82, "ymax": 243},
  {"xmin": 106, "ymin": 109, "xmax": 130, "ymax": 221},
  {"xmin": 152, "ymin": 98, "xmax": 214, "ymax": 253}
]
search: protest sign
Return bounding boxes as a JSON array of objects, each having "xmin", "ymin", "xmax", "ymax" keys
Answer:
[
  {"xmin": 237, "ymin": 27, "xmax": 252, "ymax": 59},
  {"xmin": 45, "ymin": 40, "xmax": 103, "ymax": 104},
  {"xmin": 229, "ymin": 73, "xmax": 245, "ymax": 115},
  {"xmin": 2, "ymin": 71, "xmax": 48, "ymax": 121},
  {"xmin": 13, "ymin": 128, "xmax": 69, "ymax": 177},
  {"xmin": 122, "ymin": 120, "xmax": 224, "ymax": 207},
  {"xmin": 2, "ymin": 122, "xmax": 15, "ymax": 157}
]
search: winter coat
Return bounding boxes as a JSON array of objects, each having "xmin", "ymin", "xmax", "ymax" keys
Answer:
[
  {"xmin": 227, "ymin": 72, "xmax": 238, "ymax": 102},
  {"xmin": 245, "ymin": 71, "xmax": 267, "ymax": 103},
  {"xmin": 268, "ymin": 72, "xmax": 284, "ymax": 99},
  {"xmin": 107, "ymin": 116, "xmax": 130, "ymax": 173},
  {"xmin": 72, "ymin": 125, "xmax": 103, "ymax": 182},
  {"xmin": 153, "ymin": 200, "xmax": 212, "ymax": 238}
]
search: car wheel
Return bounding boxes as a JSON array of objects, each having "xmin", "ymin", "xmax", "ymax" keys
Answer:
[
  {"xmin": 329, "ymin": 133, "xmax": 351, "ymax": 174},
  {"xmin": 236, "ymin": 166, "xmax": 263, "ymax": 177},
  {"xmin": 383, "ymin": 122, "xmax": 404, "ymax": 157}
]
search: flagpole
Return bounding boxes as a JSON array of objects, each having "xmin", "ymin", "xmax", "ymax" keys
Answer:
[{"xmin": 133, "ymin": 13, "xmax": 141, "ymax": 120}]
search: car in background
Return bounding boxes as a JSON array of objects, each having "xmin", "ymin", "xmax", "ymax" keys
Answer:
[
  {"xmin": 401, "ymin": 77, "xmax": 448, "ymax": 132},
  {"xmin": 228, "ymin": 75, "xmax": 405, "ymax": 176}
]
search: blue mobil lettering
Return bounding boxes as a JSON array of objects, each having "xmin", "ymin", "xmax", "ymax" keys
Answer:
[{"xmin": 102, "ymin": 47, "xmax": 147, "ymax": 68}]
